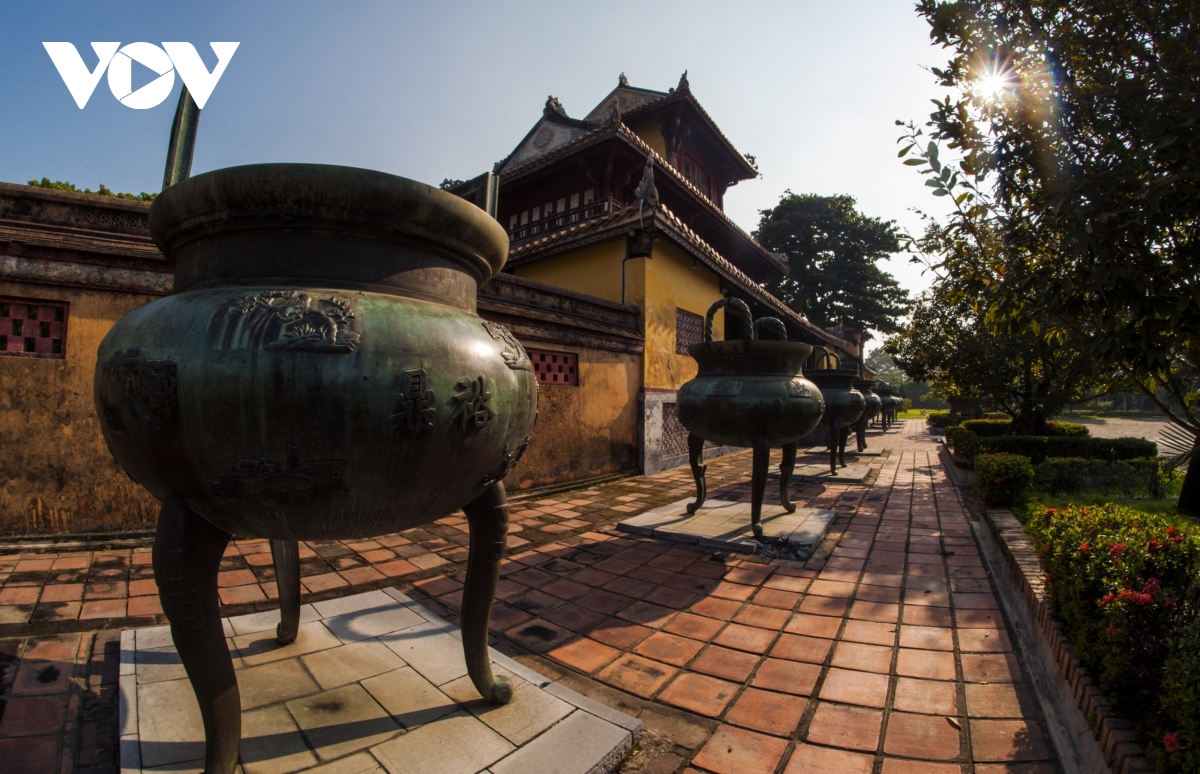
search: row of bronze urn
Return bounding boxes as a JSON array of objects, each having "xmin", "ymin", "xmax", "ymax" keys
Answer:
[{"xmin": 93, "ymin": 164, "xmax": 901, "ymax": 772}]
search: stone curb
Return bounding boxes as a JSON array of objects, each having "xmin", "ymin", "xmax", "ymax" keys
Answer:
[{"xmin": 977, "ymin": 502, "xmax": 1153, "ymax": 773}]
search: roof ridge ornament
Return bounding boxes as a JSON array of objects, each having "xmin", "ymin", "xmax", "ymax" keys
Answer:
[
  {"xmin": 677, "ymin": 70, "xmax": 690, "ymax": 93},
  {"xmin": 618, "ymin": 72, "xmax": 629, "ymax": 87},
  {"xmin": 543, "ymin": 95, "xmax": 567, "ymax": 118},
  {"xmin": 604, "ymin": 96, "xmax": 622, "ymax": 124},
  {"xmin": 633, "ymin": 153, "xmax": 659, "ymax": 231}
]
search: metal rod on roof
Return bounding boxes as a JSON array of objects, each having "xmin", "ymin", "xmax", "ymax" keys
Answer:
[{"xmin": 162, "ymin": 87, "xmax": 200, "ymax": 190}]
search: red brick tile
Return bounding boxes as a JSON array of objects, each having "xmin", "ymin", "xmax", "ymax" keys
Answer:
[
  {"xmin": 575, "ymin": 589, "xmax": 632, "ymax": 615},
  {"xmin": 0, "ymin": 586, "xmax": 39, "ymax": 605},
  {"xmin": 770, "ymin": 633, "xmax": 833, "ymax": 665},
  {"xmin": 733, "ymin": 604, "xmax": 790, "ymax": 630},
  {"xmin": 127, "ymin": 595, "xmax": 164, "ymax": 617},
  {"xmin": 954, "ymin": 608, "xmax": 1004, "ymax": 628},
  {"xmin": 50, "ymin": 556, "xmax": 90, "ymax": 571},
  {"xmin": 0, "ymin": 736, "xmax": 59, "ymax": 773},
  {"xmin": 962, "ymin": 654, "xmax": 1022, "ymax": 683},
  {"xmin": 752, "ymin": 658, "xmax": 820, "ymax": 696},
  {"xmin": 692, "ymin": 724, "xmax": 789, "ymax": 774},
  {"xmin": 884, "ymin": 711, "xmax": 961, "ymax": 759},
  {"xmin": 711, "ymin": 581, "xmax": 757, "ymax": 601},
  {"xmin": 805, "ymin": 703, "xmax": 883, "ymax": 752},
  {"xmin": 880, "ymin": 759, "xmax": 962, "ymax": 773},
  {"xmin": 302, "ymin": 572, "xmax": 349, "ymax": 593},
  {"xmin": 642, "ymin": 585, "xmax": 697, "ymax": 610},
  {"xmin": 0, "ymin": 696, "xmax": 65, "ymax": 735},
  {"xmin": 634, "ymin": 632, "xmax": 704, "ymax": 667},
  {"xmin": 714, "ymin": 624, "xmax": 777, "ymax": 654},
  {"xmin": 893, "ymin": 677, "xmax": 958, "ymax": 716},
  {"xmin": 128, "ymin": 578, "xmax": 158, "ymax": 597},
  {"xmin": 842, "ymin": 620, "xmax": 897, "ymax": 646},
  {"xmin": 504, "ymin": 619, "xmax": 575, "ymax": 653},
  {"xmin": 414, "ymin": 575, "xmax": 462, "ymax": 596},
  {"xmin": 217, "ymin": 569, "xmax": 257, "ymax": 587},
  {"xmin": 548, "ymin": 637, "xmax": 620, "ymax": 674},
  {"xmin": 819, "ymin": 667, "xmax": 889, "ymax": 708},
  {"xmin": 953, "ymin": 592, "xmax": 1000, "ymax": 609},
  {"xmin": 800, "ymin": 595, "xmax": 849, "ymax": 617},
  {"xmin": 542, "ymin": 578, "xmax": 590, "ymax": 600},
  {"xmin": 899, "ymin": 625, "xmax": 954, "ymax": 651},
  {"xmin": 854, "ymin": 584, "xmax": 901, "ymax": 604},
  {"xmin": 589, "ymin": 618, "xmax": 652, "ymax": 649},
  {"xmin": 616, "ymin": 600, "xmax": 675, "ymax": 628},
  {"xmin": 79, "ymin": 599, "xmax": 127, "ymax": 619},
  {"xmin": 664, "ymin": 612, "xmax": 724, "ymax": 641},
  {"xmin": 691, "ymin": 646, "xmax": 759, "ymax": 683},
  {"xmin": 690, "ymin": 596, "xmax": 743, "ymax": 620},
  {"xmin": 725, "ymin": 566, "xmax": 772, "ymax": 586},
  {"xmin": 39, "ymin": 584, "xmax": 83, "ymax": 603},
  {"xmin": 974, "ymin": 764, "xmax": 1056, "ymax": 774},
  {"xmin": 339, "ymin": 566, "xmax": 385, "ymax": 585},
  {"xmin": 752, "ymin": 587, "xmax": 801, "ymax": 610},
  {"xmin": 764, "ymin": 574, "xmax": 811, "ymax": 594},
  {"xmin": 659, "ymin": 672, "xmax": 739, "ymax": 717},
  {"xmin": 848, "ymin": 601, "xmax": 899, "ymax": 623},
  {"xmin": 30, "ymin": 602, "xmax": 79, "ymax": 622},
  {"xmin": 216, "ymin": 585, "xmax": 266, "ymax": 606},
  {"xmin": 808, "ymin": 579, "xmax": 856, "ymax": 598},
  {"xmin": 596, "ymin": 653, "xmax": 677, "ymax": 698},
  {"xmin": 831, "ymin": 641, "xmax": 893, "ymax": 674},
  {"xmin": 12, "ymin": 661, "xmax": 72, "ymax": 695},
  {"xmin": 357, "ymin": 548, "xmax": 395, "ymax": 563},
  {"xmin": 896, "ymin": 648, "xmax": 956, "ymax": 680},
  {"xmin": 376, "ymin": 559, "xmax": 419, "ymax": 577},
  {"xmin": 544, "ymin": 603, "xmax": 606, "ymax": 632},
  {"xmin": 725, "ymin": 687, "xmax": 807, "ymax": 736},
  {"xmin": 970, "ymin": 720, "xmax": 1051, "ymax": 761},
  {"xmin": 959, "ymin": 628, "xmax": 1013, "ymax": 653},
  {"xmin": 22, "ymin": 635, "xmax": 79, "ymax": 661},
  {"xmin": 784, "ymin": 612, "xmax": 842, "ymax": 639},
  {"xmin": 783, "ymin": 744, "xmax": 873, "ymax": 774},
  {"xmin": 965, "ymin": 683, "xmax": 1026, "ymax": 718},
  {"xmin": 902, "ymin": 605, "xmax": 953, "ymax": 626}
]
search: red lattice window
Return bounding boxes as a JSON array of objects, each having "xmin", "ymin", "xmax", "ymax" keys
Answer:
[
  {"xmin": 528, "ymin": 349, "xmax": 578, "ymax": 386},
  {"xmin": 676, "ymin": 308, "xmax": 704, "ymax": 355},
  {"xmin": 1, "ymin": 298, "xmax": 68, "ymax": 359}
]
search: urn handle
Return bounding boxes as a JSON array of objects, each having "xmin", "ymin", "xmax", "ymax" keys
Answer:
[
  {"xmin": 752, "ymin": 317, "xmax": 788, "ymax": 341},
  {"xmin": 809, "ymin": 346, "xmax": 841, "ymax": 370},
  {"xmin": 704, "ymin": 298, "xmax": 753, "ymax": 343}
]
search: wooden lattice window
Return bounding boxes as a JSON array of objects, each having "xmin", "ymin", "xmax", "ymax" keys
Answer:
[
  {"xmin": 1, "ymin": 297, "xmax": 68, "ymax": 359},
  {"xmin": 528, "ymin": 349, "xmax": 578, "ymax": 386},
  {"xmin": 676, "ymin": 308, "xmax": 704, "ymax": 355},
  {"xmin": 661, "ymin": 403, "xmax": 689, "ymax": 458}
]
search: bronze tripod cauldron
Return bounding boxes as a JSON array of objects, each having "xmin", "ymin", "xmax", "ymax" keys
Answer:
[
  {"xmin": 853, "ymin": 378, "xmax": 882, "ymax": 452},
  {"xmin": 95, "ymin": 164, "xmax": 538, "ymax": 774},
  {"xmin": 805, "ymin": 350, "xmax": 866, "ymax": 476},
  {"xmin": 676, "ymin": 299, "xmax": 824, "ymax": 537}
]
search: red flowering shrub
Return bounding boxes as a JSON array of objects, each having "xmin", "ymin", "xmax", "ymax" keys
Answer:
[
  {"xmin": 974, "ymin": 453, "xmax": 1034, "ymax": 506},
  {"xmin": 1027, "ymin": 504, "xmax": 1200, "ymax": 771}
]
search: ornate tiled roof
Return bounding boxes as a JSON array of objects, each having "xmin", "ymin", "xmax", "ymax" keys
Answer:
[{"xmin": 506, "ymin": 202, "xmax": 852, "ymax": 351}]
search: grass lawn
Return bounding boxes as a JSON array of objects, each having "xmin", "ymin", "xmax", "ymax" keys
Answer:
[
  {"xmin": 1014, "ymin": 489, "xmax": 1196, "ymax": 527},
  {"xmin": 896, "ymin": 409, "xmax": 926, "ymax": 419}
]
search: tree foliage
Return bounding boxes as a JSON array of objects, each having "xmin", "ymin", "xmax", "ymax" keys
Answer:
[
  {"xmin": 27, "ymin": 177, "xmax": 156, "ymax": 202},
  {"xmin": 754, "ymin": 192, "xmax": 910, "ymax": 334},
  {"xmin": 900, "ymin": 0, "xmax": 1200, "ymax": 511}
]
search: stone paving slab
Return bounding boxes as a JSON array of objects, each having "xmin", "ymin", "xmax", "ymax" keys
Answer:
[
  {"xmin": 786, "ymin": 463, "xmax": 872, "ymax": 484},
  {"xmin": 617, "ymin": 498, "xmax": 837, "ymax": 558},
  {"xmin": 804, "ymin": 447, "xmax": 883, "ymax": 457},
  {"xmin": 119, "ymin": 590, "xmax": 639, "ymax": 774}
]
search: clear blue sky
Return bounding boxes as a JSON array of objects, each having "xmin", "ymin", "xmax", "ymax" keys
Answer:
[{"xmin": 0, "ymin": 0, "xmax": 954, "ymax": 300}]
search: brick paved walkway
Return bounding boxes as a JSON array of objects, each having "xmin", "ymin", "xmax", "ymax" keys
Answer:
[{"xmin": 0, "ymin": 421, "xmax": 1060, "ymax": 773}]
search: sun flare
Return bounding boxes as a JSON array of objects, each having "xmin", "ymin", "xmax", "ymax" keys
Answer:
[{"xmin": 974, "ymin": 67, "xmax": 1016, "ymax": 101}]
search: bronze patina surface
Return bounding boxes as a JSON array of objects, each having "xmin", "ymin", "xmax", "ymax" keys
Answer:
[
  {"xmin": 95, "ymin": 163, "xmax": 537, "ymax": 773},
  {"xmin": 677, "ymin": 299, "xmax": 824, "ymax": 537},
  {"xmin": 853, "ymin": 377, "xmax": 882, "ymax": 452},
  {"xmin": 807, "ymin": 368, "xmax": 866, "ymax": 475}
]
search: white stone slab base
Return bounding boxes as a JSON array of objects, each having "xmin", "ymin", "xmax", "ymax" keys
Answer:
[
  {"xmin": 772, "ymin": 463, "xmax": 872, "ymax": 484},
  {"xmin": 804, "ymin": 446, "xmax": 883, "ymax": 457},
  {"xmin": 119, "ymin": 589, "xmax": 639, "ymax": 774},
  {"xmin": 617, "ymin": 498, "xmax": 837, "ymax": 559}
]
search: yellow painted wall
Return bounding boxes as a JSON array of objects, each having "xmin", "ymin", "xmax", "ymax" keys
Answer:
[
  {"xmin": 625, "ymin": 115, "xmax": 668, "ymax": 159},
  {"xmin": 513, "ymin": 237, "xmax": 635, "ymax": 305},
  {"xmin": 0, "ymin": 281, "xmax": 160, "ymax": 534},
  {"xmin": 643, "ymin": 240, "xmax": 723, "ymax": 390},
  {"xmin": 506, "ymin": 346, "xmax": 641, "ymax": 489}
]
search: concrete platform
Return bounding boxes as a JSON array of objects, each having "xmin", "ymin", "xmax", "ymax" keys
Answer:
[
  {"xmin": 616, "ymin": 498, "xmax": 837, "ymax": 560},
  {"xmin": 119, "ymin": 589, "xmax": 640, "ymax": 774},
  {"xmin": 804, "ymin": 446, "xmax": 883, "ymax": 457},
  {"xmin": 775, "ymin": 463, "xmax": 872, "ymax": 484}
]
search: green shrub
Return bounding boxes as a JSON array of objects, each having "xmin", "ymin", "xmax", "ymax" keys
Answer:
[
  {"xmin": 927, "ymin": 410, "xmax": 956, "ymax": 429},
  {"xmin": 946, "ymin": 426, "xmax": 981, "ymax": 459},
  {"xmin": 984, "ymin": 412, "xmax": 1008, "ymax": 420},
  {"xmin": 978, "ymin": 435, "xmax": 1157, "ymax": 464},
  {"xmin": 1032, "ymin": 457, "xmax": 1091, "ymax": 495},
  {"xmin": 961, "ymin": 418, "xmax": 1013, "ymax": 437},
  {"xmin": 1026, "ymin": 505, "xmax": 1200, "ymax": 771},
  {"xmin": 975, "ymin": 453, "xmax": 1034, "ymax": 506},
  {"xmin": 1046, "ymin": 421, "xmax": 1090, "ymax": 437}
]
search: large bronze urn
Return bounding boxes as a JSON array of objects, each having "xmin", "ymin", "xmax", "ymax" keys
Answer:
[
  {"xmin": 95, "ymin": 164, "xmax": 538, "ymax": 773},
  {"xmin": 806, "ymin": 356, "xmax": 866, "ymax": 475},
  {"xmin": 677, "ymin": 299, "xmax": 824, "ymax": 536},
  {"xmin": 876, "ymin": 382, "xmax": 901, "ymax": 429},
  {"xmin": 853, "ymin": 378, "xmax": 882, "ymax": 452}
]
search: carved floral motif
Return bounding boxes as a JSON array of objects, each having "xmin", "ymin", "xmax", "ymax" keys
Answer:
[
  {"xmin": 209, "ymin": 291, "xmax": 361, "ymax": 353},
  {"xmin": 482, "ymin": 321, "xmax": 533, "ymax": 371},
  {"xmin": 99, "ymin": 349, "xmax": 179, "ymax": 436}
]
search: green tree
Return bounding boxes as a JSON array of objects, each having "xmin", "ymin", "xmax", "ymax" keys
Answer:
[
  {"xmin": 755, "ymin": 192, "xmax": 910, "ymax": 334},
  {"xmin": 900, "ymin": 0, "xmax": 1200, "ymax": 513},
  {"xmin": 27, "ymin": 178, "xmax": 156, "ymax": 201}
]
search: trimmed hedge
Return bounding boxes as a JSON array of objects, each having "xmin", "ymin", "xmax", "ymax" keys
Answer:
[
  {"xmin": 961, "ymin": 418, "xmax": 1012, "ymax": 437},
  {"xmin": 1031, "ymin": 457, "xmax": 1090, "ymax": 494},
  {"xmin": 955, "ymin": 432, "xmax": 1157, "ymax": 464},
  {"xmin": 975, "ymin": 453, "xmax": 1033, "ymax": 506},
  {"xmin": 927, "ymin": 410, "xmax": 956, "ymax": 429},
  {"xmin": 946, "ymin": 425, "xmax": 982, "ymax": 458},
  {"xmin": 1027, "ymin": 505, "xmax": 1200, "ymax": 771},
  {"xmin": 1046, "ymin": 421, "xmax": 1089, "ymax": 437}
]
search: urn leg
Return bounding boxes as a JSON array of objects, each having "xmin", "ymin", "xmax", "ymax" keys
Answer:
[
  {"xmin": 461, "ymin": 481, "xmax": 513, "ymax": 705},
  {"xmin": 856, "ymin": 418, "xmax": 867, "ymax": 452},
  {"xmin": 271, "ymin": 539, "xmax": 301, "ymax": 645},
  {"xmin": 750, "ymin": 434, "xmax": 770, "ymax": 539},
  {"xmin": 686, "ymin": 433, "xmax": 707, "ymax": 514},
  {"xmin": 838, "ymin": 426, "xmax": 851, "ymax": 468},
  {"xmin": 828, "ymin": 420, "xmax": 840, "ymax": 476},
  {"xmin": 153, "ymin": 499, "xmax": 240, "ymax": 774},
  {"xmin": 779, "ymin": 442, "xmax": 797, "ymax": 514}
]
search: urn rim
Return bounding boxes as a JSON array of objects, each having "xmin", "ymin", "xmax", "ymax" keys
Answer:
[
  {"xmin": 149, "ymin": 163, "xmax": 508, "ymax": 284},
  {"xmin": 687, "ymin": 339, "xmax": 814, "ymax": 361}
]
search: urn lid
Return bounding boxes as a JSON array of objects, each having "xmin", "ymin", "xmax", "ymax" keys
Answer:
[{"xmin": 149, "ymin": 164, "xmax": 508, "ymax": 286}]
